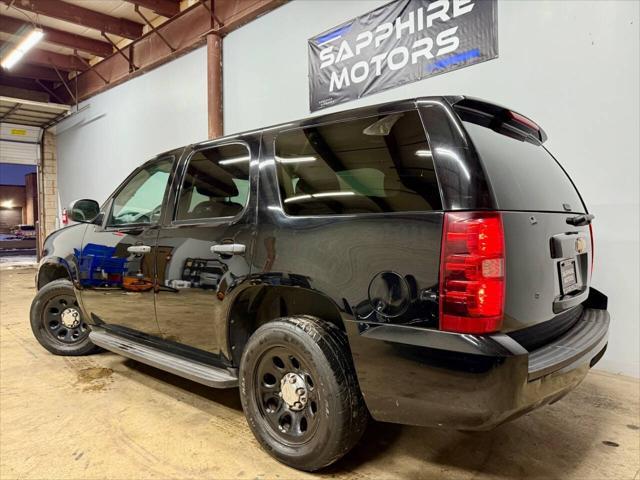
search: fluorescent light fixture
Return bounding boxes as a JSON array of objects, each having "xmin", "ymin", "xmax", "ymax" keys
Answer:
[
  {"xmin": 1, "ymin": 28, "xmax": 44, "ymax": 70},
  {"xmin": 275, "ymin": 156, "xmax": 316, "ymax": 164},
  {"xmin": 218, "ymin": 156, "xmax": 250, "ymax": 166},
  {"xmin": 415, "ymin": 149, "xmax": 432, "ymax": 157}
]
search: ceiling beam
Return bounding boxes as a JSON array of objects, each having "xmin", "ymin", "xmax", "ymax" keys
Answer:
[
  {"xmin": 23, "ymin": 48, "xmax": 87, "ymax": 72},
  {"xmin": 53, "ymin": 0, "xmax": 286, "ymax": 103},
  {"xmin": 0, "ymin": 14, "xmax": 113, "ymax": 58},
  {"xmin": 0, "ymin": 82, "xmax": 52, "ymax": 103},
  {"xmin": 124, "ymin": 0, "xmax": 180, "ymax": 18},
  {"xmin": 7, "ymin": 0, "xmax": 144, "ymax": 39},
  {"xmin": 0, "ymin": 42, "xmax": 85, "ymax": 71},
  {"xmin": 0, "ymin": 75, "xmax": 50, "ymax": 90},
  {"xmin": 1, "ymin": 64, "xmax": 61, "ymax": 82}
]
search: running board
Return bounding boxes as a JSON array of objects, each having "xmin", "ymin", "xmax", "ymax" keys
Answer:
[{"xmin": 89, "ymin": 329, "xmax": 238, "ymax": 388}]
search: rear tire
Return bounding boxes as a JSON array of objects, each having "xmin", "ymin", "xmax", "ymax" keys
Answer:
[
  {"xmin": 239, "ymin": 315, "xmax": 368, "ymax": 471},
  {"xmin": 30, "ymin": 279, "xmax": 100, "ymax": 356}
]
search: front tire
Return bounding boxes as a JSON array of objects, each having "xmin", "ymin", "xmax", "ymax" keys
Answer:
[
  {"xmin": 239, "ymin": 315, "xmax": 368, "ymax": 471},
  {"xmin": 30, "ymin": 279, "xmax": 100, "ymax": 356}
]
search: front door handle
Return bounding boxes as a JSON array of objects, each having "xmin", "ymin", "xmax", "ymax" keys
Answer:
[
  {"xmin": 127, "ymin": 245, "xmax": 151, "ymax": 254},
  {"xmin": 211, "ymin": 243, "xmax": 246, "ymax": 255}
]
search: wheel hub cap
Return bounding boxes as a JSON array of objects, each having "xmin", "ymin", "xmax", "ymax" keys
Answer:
[
  {"xmin": 60, "ymin": 308, "xmax": 81, "ymax": 328},
  {"xmin": 280, "ymin": 372, "xmax": 308, "ymax": 411}
]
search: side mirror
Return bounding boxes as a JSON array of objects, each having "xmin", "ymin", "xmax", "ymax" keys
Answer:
[{"xmin": 68, "ymin": 199, "xmax": 100, "ymax": 223}]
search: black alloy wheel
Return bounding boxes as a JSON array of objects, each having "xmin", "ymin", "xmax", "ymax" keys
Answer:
[
  {"xmin": 255, "ymin": 345, "xmax": 320, "ymax": 444},
  {"xmin": 30, "ymin": 279, "xmax": 100, "ymax": 356},
  {"xmin": 42, "ymin": 292, "xmax": 89, "ymax": 344},
  {"xmin": 239, "ymin": 315, "xmax": 368, "ymax": 471}
]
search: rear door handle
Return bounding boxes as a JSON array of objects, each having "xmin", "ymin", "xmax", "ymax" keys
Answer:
[
  {"xmin": 211, "ymin": 243, "xmax": 246, "ymax": 255},
  {"xmin": 127, "ymin": 245, "xmax": 151, "ymax": 254},
  {"xmin": 566, "ymin": 214, "xmax": 595, "ymax": 226}
]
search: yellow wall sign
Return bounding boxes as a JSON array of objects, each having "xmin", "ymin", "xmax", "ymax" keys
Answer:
[{"xmin": 10, "ymin": 129, "xmax": 27, "ymax": 136}]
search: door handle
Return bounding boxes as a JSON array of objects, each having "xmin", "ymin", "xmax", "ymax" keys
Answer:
[
  {"xmin": 566, "ymin": 213, "xmax": 595, "ymax": 226},
  {"xmin": 127, "ymin": 245, "xmax": 151, "ymax": 254},
  {"xmin": 211, "ymin": 243, "xmax": 246, "ymax": 255}
]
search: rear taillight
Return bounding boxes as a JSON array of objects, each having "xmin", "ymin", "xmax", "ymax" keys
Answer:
[
  {"xmin": 589, "ymin": 223, "xmax": 594, "ymax": 274},
  {"xmin": 439, "ymin": 211, "xmax": 505, "ymax": 334},
  {"xmin": 508, "ymin": 110, "xmax": 540, "ymax": 132}
]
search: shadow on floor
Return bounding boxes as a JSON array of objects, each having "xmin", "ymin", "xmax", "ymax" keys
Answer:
[
  {"xmin": 119, "ymin": 359, "xmax": 243, "ymax": 412},
  {"xmin": 114, "ymin": 357, "xmax": 604, "ymax": 479}
]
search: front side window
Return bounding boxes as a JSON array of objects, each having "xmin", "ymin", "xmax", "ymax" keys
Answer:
[
  {"xmin": 175, "ymin": 143, "xmax": 250, "ymax": 221},
  {"xmin": 108, "ymin": 158, "xmax": 173, "ymax": 226},
  {"xmin": 275, "ymin": 110, "xmax": 441, "ymax": 216}
]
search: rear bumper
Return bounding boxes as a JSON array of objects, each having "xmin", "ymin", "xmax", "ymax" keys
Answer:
[{"xmin": 346, "ymin": 307, "xmax": 609, "ymax": 430}]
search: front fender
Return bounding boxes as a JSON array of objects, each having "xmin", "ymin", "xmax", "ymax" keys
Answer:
[{"xmin": 36, "ymin": 223, "xmax": 87, "ymax": 290}]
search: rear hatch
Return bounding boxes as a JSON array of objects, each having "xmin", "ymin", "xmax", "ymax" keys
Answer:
[{"xmin": 454, "ymin": 99, "xmax": 593, "ymax": 346}]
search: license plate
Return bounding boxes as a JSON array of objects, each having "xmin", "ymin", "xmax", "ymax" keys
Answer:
[{"xmin": 559, "ymin": 259, "xmax": 579, "ymax": 295}]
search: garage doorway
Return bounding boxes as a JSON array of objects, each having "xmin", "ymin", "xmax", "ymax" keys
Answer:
[
  {"xmin": 0, "ymin": 124, "xmax": 40, "ymax": 266},
  {"xmin": 1, "ymin": 98, "xmax": 71, "ymax": 266}
]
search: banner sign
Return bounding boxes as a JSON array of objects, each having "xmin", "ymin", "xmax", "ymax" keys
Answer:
[{"xmin": 308, "ymin": 0, "xmax": 498, "ymax": 111}]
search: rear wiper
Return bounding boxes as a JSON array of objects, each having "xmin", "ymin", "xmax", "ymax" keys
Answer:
[{"xmin": 566, "ymin": 214, "xmax": 594, "ymax": 226}]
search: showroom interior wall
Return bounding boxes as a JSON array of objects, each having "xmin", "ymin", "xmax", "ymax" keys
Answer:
[
  {"xmin": 223, "ymin": 0, "xmax": 639, "ymax": 377},
  {"xmin": 55, "ymin": 46, "xmax": 208, "ymax": 209}
]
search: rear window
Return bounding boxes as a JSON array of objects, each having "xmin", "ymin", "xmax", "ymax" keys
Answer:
[
  {"xmin": 275, "ymin": 110, "xmax": 441, "ymax": 216},
  {"xmin": 464, "ymin": 122, "xmax": 585, "ymax": 213}
]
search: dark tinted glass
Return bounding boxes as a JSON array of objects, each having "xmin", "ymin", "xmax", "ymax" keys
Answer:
[
  {"xmin": 464, "ymin": 122, "xmax": 585, "ymax": 213},
  {"xmin": 275, "ymin": 110, "xmax": 441, "ymax": 216},
  {"xmin": 175, "ymin": 143, "xmax": 250, "ymax": 221}
]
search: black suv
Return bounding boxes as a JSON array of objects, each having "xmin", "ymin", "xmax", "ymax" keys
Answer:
[{"xmin": 31, "ymin": 96, "xmax": 610, "ymax": 471}]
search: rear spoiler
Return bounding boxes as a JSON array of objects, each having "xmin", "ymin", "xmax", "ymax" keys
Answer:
[{"xmin": 450, "ymin": 97, "xmax": 548, "ymax": 143}]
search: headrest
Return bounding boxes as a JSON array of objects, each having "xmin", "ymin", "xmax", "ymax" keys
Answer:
[
  {"xmin": 294, "ymin": 176, "xmax": 340, "ymax": 196},
  {"xmin": 193, "ymin": 179, "xmax": 239, "ymax": 198}
]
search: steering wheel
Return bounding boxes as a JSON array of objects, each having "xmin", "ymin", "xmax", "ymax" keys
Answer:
[{"xmin": 125, "ymin": 205, "xmax": 162, "ymax": 224}]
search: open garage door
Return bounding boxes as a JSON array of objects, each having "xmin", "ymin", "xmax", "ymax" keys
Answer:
[{"xmin": 0, "ymin": 123, "xmax": 40, "ymax": 166}]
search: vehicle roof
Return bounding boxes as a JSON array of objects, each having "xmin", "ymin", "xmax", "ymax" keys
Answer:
[{"xmin": 191, "ymin": 95, "xmax": 462, "ymax": 150}]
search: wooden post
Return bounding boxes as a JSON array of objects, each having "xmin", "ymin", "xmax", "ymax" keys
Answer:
[{"xmin": 207, "ymin": 33, "xmax": 223, "ymax": 139}]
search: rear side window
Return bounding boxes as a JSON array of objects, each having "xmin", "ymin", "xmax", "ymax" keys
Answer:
[
  {"xmin": 175, "ymin": 143, "xmax": 250, "ymax": 221},
  {"xmin": 275, "ymin": 110, "xmax": 441, "ymax": 216},
  {"xmin": 464, "ymin": 122, "xmax": 585, "ymax": 213}
]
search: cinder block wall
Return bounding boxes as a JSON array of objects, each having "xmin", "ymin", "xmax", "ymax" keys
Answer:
[{"xmin": 39, "ymin": 130, "xmax": 58, "ymax": 241}]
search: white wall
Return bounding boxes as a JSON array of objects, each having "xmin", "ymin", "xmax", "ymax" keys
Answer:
[
  {"xmin": 223, "ymin": 0, "xmax": 640, "ymax": 377},
  {"xmin": 55, "ymin": 46, "xmax": 208, "ymax": 208}
]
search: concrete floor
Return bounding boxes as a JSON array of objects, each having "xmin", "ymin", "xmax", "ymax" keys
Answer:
[{"xmin": 1, "ymin": 268, "xmax": 639, "ymax": 480}]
